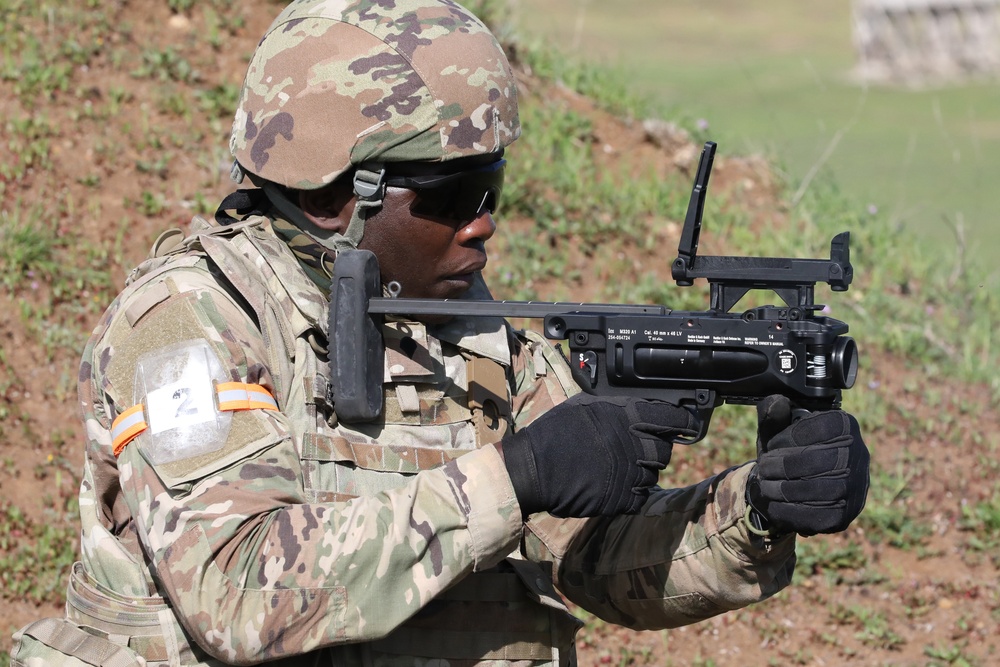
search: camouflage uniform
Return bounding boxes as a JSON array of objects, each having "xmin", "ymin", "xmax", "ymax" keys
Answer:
[
  {"xmin": 10, "ymin": 210, "xmax": 794, "ymax": 666},
  {"xmin": 12, "ymin": 2, "xmax": 797, "ymax": 665}
]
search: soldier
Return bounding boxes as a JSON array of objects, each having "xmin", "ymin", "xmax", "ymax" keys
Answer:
[{"xmin": 11, "ymin": 1, "xmax": 869, "ymax": 665}]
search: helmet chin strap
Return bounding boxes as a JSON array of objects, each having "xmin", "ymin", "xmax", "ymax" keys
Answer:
[
  {"xmin": 259, "ymin": 163, "xmax": 387, "ymax": 253},
  {"xmin": 261, "ymin": 182, "xmax": 346, "ymax": 253},
  {"xmin": 340, "ymin": 163, "xmax": 387, "ymax": 251}
]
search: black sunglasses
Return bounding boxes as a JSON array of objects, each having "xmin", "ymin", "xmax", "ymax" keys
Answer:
[{"xmin": 384, "ymin": 159, "xmax": 505, "ymax": 222}]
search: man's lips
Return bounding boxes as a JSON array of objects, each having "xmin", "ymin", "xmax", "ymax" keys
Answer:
[{"xmin": 444, "ymin": 259, "xmax": 487, "ymax": 281}]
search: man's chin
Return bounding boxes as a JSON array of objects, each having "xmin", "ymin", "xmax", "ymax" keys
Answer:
[
  {"xmin": 413, "ymin": 280, "xmax": 474, "ymax": 324},
  {"xmin": 427, "ymin": 274, "xmax": 477, "ymax": 300}
]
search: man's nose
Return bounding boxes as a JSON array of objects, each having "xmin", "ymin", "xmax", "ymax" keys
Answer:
[{"xmin": 458, "ymin": 209, "xmax": 496, "ymax": 243}]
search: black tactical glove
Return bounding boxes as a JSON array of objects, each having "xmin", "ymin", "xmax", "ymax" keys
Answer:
[
  {"xmin": 500, "ymin": 394, "xmax": 698, "ymax": 518},
  {"xmin": 747, "ymin": 395, "xmax": 870, "ymax": 537}
]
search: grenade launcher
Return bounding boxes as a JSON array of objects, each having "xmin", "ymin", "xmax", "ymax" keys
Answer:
[{"xmin": 329, "ymin": 141, "xmax": 858, "ymax": 443}]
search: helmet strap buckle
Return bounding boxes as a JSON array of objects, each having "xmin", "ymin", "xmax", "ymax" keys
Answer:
[
  {"xmin": 230, "ymin": 160, "xmax": 246, "ymax": 185},
  {"xmin": 353, "ymin": 165, "xmax": 387, "ymax": 202},
  {"xmin": 337, "ymin": 164, "xmax": 387, "ymax": 251}
]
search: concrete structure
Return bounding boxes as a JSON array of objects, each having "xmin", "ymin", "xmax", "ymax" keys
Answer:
[{"xmin": 853, "ymin": 0, "xmax": 1000, "ymax": 85}]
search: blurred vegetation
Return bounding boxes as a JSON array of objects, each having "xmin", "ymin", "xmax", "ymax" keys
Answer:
[{"xmin": 516, "ymin": 0, "xmax": 1000, "ymax": 266}]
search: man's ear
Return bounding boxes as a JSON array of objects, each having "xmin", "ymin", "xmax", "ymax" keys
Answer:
[{"xmin": 299, "ymin": 182, "xmax": 355, "ymax": 232}]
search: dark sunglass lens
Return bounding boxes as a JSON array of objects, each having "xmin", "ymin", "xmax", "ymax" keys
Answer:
[
  {"xmin": 410, "ymin": 184, "xmax": 461, "ymax": 219},
  {"xmin": 401, "ymin": 160, "xmax": 505, "ymax": 221}
]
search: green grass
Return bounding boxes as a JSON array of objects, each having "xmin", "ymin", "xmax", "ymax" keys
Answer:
[
  {"xmin": 0, "ymin": 498, "xmax": 78, "ymax": 605},
  {"xmin": 515, "ymin": 0, "xmax": 1000, "ymax": 264}
]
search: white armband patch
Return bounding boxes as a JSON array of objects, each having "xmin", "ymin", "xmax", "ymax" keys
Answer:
[{"xmin": 133, "ymin": 340, "xmax": 232, "ymax": 465}]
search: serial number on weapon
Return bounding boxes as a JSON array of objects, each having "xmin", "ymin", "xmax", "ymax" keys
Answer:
[{"xmin": 607, "ymin": 327, "xmax": 640, "ymax": 341}]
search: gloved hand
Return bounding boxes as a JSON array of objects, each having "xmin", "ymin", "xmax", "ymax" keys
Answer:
[
  {"xmin": 500, "ymin": 394, "xmax": 698, "ymax": 518},
  {"xmin": 746, "ymin": 395, "xmax": 870, "ymax": 537}
]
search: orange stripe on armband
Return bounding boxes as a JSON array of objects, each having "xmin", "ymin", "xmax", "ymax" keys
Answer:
[
  {"xmin": 216, "ymin": 382, "xmax": 279, "ymax": 412},
  {"xmin": 109, "ymin": 384, "xmax": 277, "ymax": 458},
  {"xmin": 111, "ymin": 404, "xmax": 148, "ymax": 457}
]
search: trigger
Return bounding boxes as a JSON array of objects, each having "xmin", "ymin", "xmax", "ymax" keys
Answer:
[{"xmin": 672, "ymin": 408, "xmax": 711, "ymax": 445}]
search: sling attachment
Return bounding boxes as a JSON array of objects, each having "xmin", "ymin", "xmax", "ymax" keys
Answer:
[{"xmin": 466, "ymin": 357, "xmax": 511, "ymax": 445}]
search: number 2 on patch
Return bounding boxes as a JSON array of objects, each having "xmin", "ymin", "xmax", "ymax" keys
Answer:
[
  {"xmin": 146, "ymin": 378, "xmax": 213, "ymax": 434},
  {"xmin": 171, "ymin": 387, "xmax": 199, "ymax": 417}
]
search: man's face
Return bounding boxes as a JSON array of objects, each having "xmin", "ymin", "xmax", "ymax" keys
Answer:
[{"xmin": 358, "ymin": 185, "xmax": 497, "ymax": 301}]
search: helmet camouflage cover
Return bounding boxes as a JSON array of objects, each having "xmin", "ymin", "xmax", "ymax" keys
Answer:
[{"xmin": 230, "ymin": 0, "xmax": 521, "ymax": 190}]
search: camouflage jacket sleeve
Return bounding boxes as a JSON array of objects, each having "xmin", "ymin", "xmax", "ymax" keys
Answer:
[
  {"xmin": 87, "ymin": 262, "xmax": 523, "ymax": 663},
  {"xmin": 509, "ymin": 332, "xmax": 796, "ymax": 630}
]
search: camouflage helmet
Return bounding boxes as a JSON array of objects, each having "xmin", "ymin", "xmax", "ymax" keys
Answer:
[{"xmin": 230, "ymin": 0, "xmax": 521, "ymax": 191}]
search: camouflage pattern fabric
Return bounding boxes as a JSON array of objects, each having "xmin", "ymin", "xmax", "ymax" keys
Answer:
[
  {"xmin": 20, "ymin": 212, "xmax": 796, "ymax": 665},
  {"xmin": 230, "ymin": 0, "xmax": 521, "ymax": 190}
]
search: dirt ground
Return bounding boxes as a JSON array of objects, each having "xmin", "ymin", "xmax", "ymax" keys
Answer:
[{"xmin": 1, "ymin": 1, "xmax": 998, "ymax": 665}]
